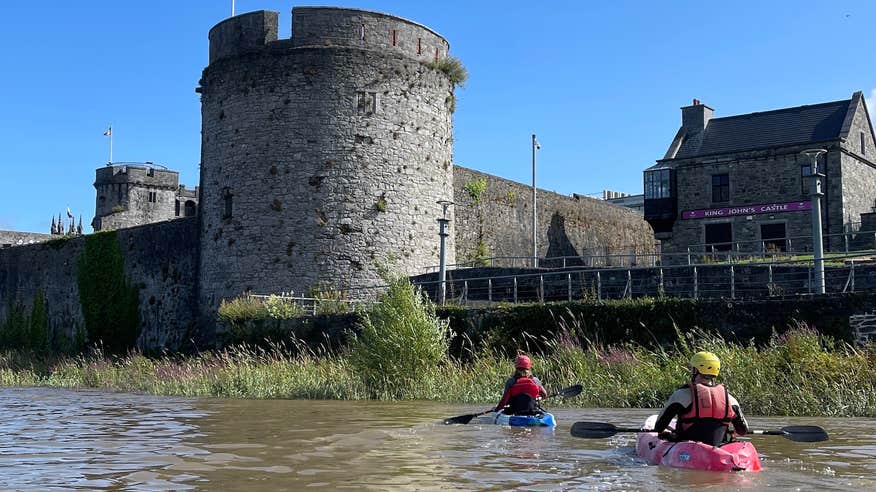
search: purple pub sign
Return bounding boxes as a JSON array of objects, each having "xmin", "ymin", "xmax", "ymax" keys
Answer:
[{"xmin": 681, "ymin": 200, "xmax": 812, "ymax": 220}]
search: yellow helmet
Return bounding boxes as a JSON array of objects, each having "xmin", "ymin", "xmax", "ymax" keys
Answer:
[{"xmin": 690, "ymin": 351, "xmax": 721, "ymax": 376}]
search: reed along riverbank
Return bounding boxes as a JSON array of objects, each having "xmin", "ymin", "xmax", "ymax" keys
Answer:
[{"xmin": 0, "ymin": 278, "xmax": 873, "ymax": 417}]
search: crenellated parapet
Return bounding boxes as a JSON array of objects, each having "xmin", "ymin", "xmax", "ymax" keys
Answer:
[
  {"xmin": 207, "ymin": 8, "xmax": 448, "ymax": 65},
  {"xmin": 289, "ymin": 7, "xmax": 448, "ymax": 63},
  {"xmin": 208, "ymin": 10, "xmax": 279, "ymax": 64}
]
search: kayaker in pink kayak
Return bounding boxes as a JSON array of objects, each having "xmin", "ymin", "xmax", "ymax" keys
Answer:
[
  {"xmin": 494, "ymin": 355, "xmax": 548, "ymax": 415},
  {"xmin": 653, "ymin": 351, "xmax": 749, "ymax": 446}
]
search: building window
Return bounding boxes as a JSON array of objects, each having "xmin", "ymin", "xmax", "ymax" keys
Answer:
[
  {"xmin": 117, "ymin": 185, "xmax": 123, "ymax": 202},
  {"xmin": 222, "ymin": 187, "xmax": 233, "ymax": 220},
  {"xmin": 147, "ymin": 191, "xmax": 157, "ymax": 203},
  {"xmin": 704, "ymin": 222, "xmax": 732, "ymax": 252},
  {"xmin": 175, "ymin": 200, "xmax": 181, "ymax": 216},
  {"xmin": 644, "ymin": 169, "xmax": 671, "ymax": 199},
  {"xmin": 862, "ymin": 131, "xmax": 867, "ymax": 156},
  {"xmin": 357, "ymin": 91, "xmax": 377, "ymax": 115},
  {"xmin": 761, "ymin": 223, "xmax": 787, "ymax": 253},
  {"xmin": 801, "ymin": 164, "xmax": 811, "ymax": 195},
  {"xmin": 711, "ymin": 174, "xmax": 729, "ymax": 202}
]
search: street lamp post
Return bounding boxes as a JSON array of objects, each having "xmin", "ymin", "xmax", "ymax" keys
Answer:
[
  {"xmin": 437, "ymin": 200, "xmax": 454, "ymax": 305},
  {"xmin": 802, "ymin": 148, "xmax": 827, "ymax": 294},
  {"xmin": 532, "ymin": 134, "xmax": 541, "ymax": 268}
]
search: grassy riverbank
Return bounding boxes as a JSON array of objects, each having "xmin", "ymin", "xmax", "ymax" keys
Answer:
[
  {"xmin": 0, "ymin": 325, "xmax": 872, "ymax": 417},
  {"xmin": 0, "ymin": 277, "xmax": 873, "ymax": 417}
]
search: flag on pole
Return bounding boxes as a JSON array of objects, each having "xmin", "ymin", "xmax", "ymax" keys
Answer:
[
  {"xmin": 103, "ymin": 125, "xmax": 112, "ymax": 137},
  {"xmin": 66, "ymin": 207, "xmax": 74, "ymax": 219}
]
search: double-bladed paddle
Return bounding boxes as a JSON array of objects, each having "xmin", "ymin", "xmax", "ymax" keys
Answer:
[
  {"xmin": 570, "ymin": 421, "xmax": 829, "ymax": 442},
  {"xmin": 750, "ymin": 426, "xmax": 829, "ymax": 442},
  {"xmin": 443, "ymin": 384, "xmax": 583, "ymax": 425}
]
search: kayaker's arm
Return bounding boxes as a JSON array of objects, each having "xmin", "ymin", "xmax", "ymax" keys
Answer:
[
  {"xmin": 730, "ymin": 405, "xmax": 749, "ymax": 436},
  {"xmin": 531, "ymin": 376, "xmax": 548, "ymax": 398},
  {"xmin": 654, "ymin": 402, "xmax": 686, "ymax": 432},
  {"xmin": 494, "ymin": 377, "xmax": 515, "ymax": 412}
]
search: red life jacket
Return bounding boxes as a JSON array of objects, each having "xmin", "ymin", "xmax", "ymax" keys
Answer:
[
  {"xmin": 677, "ymin": 383, "xmax": 736, "ymax": 444},
  {"xmin": 498, "ymin": 377, "xmax": 542, "ymax": 414}
]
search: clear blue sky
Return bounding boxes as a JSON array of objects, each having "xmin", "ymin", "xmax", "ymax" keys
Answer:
[{"xmin": 1, "ymin": 0, "xmax": 874, "ymax": 233}]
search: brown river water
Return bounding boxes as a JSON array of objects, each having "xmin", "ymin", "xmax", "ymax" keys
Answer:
[{"xmin": 0, "ymin": 387, "xmax": 873, "ymax": 491}]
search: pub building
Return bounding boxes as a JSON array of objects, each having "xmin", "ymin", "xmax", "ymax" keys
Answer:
[{"xmin": 644, "ymin": 91, "xmax": 876, "ymax": 263}]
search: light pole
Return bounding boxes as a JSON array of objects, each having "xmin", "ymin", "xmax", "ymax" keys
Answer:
[
  {"xmin": 532, "ymin": 134, "xmax": 541, "ymax": 268},
  {"xmin": 437, "ymin": 200, "xmax": 454, "ymax": 305},
  {"xmin": 802, "ymin": 148, "xmax": 827, "ymax": 294}
]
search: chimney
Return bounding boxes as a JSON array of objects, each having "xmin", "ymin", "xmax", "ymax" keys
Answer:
[{"xmin": 681, "ymin": 98, "xmax": 713, "ymax": 133}]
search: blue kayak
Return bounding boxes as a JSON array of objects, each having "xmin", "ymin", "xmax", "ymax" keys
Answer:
[{"xmin": 475, "ymin": 411, "xmax": 556, "ymax": 427}]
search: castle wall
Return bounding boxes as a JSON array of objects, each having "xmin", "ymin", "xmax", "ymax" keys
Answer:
[
  {"xmin": 0, "ymin": 231, "xmax": 54, "ymax": 248},
  {"xmin": 0, "ymin": 218, "xmax": 198, "ymax": 350},
  {"xmin": 453, "ymin": 167, "xmax": 655, "ymax": 266},
  {"xmin": 197, "ymin": 9, "xmax": 454, "ymax": 319}
]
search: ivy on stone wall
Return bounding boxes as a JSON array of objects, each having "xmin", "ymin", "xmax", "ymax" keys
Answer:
[
  {"xmin": 0, "ymin": 290, "xmax": 49, "ymax": 351},
  {"xmin": 76, "ymin": 230, "xmax": 140, "ymax": 354}
]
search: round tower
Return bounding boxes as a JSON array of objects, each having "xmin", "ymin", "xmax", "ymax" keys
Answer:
[{"xmin": 197, "ymin": 8, "xmax": 456, "ymax": 314}]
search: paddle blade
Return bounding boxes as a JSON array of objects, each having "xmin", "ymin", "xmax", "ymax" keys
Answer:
[
  {"xmin": 570, "ymin": 421, "xmax": 619, "ymax": 439},
  {"xmin": 557, "ymin": 384, "xmax": 583, "ymax": 398},
  {"xmin": 780, "ymin": 425, "xmax": 829, "ymax": 442},
  {"xmin": 443, "ymin": 413, "xmax": 478, "ymax": 425}
]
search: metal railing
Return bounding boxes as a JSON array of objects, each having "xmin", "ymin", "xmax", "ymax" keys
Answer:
[
  {"xmin": 413, "ymin": 252, "xmax": 876, "ymax": 306},
  {"xmin": 423, "ymin": 229, "xmax": 876, "ymax": 272}
]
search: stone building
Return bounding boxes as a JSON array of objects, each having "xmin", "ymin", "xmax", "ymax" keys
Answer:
[
  {"xmin": 92, "ymin": 163, "xmax": 199, "ymax": 231},
  {"xmin": 644, "ymin": 92, "xmax": 876, "ymax": 261}
]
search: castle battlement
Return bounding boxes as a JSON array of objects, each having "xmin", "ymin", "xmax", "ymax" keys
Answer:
[
  {"xmin": 95, "ymin": 163, "xmax": 179, "ymax": 189},
  {"xmin": 208, "ymin": 8, "xmax": 448, "ymax": 65}
]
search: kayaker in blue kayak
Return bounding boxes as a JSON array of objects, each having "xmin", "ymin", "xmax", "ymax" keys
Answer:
[
  {"xmin": 653, "ymin": 351, "xmax": 749, "ymax": 446},
  {"xmin": 494, "ymin": 355, "xmax": 548, "ymax": 415}
]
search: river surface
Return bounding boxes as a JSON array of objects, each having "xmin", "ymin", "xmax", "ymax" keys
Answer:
[{"xmin": 0, "ymin": 387, "xmax": 873, "ymax": 491}]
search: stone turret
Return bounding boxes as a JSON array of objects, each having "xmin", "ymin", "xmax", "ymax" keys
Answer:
[{"xmin": 197, "ymin": 7, "xmax": 456, "ymax": 320}]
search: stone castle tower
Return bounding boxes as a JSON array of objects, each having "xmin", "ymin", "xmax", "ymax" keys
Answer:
[
  {"xmin": 196, "ymin": 7, "xmax": 456, "ymax": 312},
  {"xmin": 92, "ymin": 163, "xmax": 199, "ymax": 231}
]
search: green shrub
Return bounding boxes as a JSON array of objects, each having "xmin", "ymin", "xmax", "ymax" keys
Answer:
[
  {"xmin": 306, "ymin": 284, "xmax": 352, "ymax": 315},
  {"xmin": 264, "ymin": 295, "xmax": 303, "ymax": 319},
  {"xmin": 464, "ymin": 178, "xmax": 487, "ymax": 205},
  {"xmin": 217, "ymin": 296, "xmax": 269, "ymax": 323},
  {"xmin": 426, "ymin": 55, "xmax": 468, "ymax": 88},
  {"xmin": 349, "ymin": 276, "xmax": 449, "ymax": 398}
]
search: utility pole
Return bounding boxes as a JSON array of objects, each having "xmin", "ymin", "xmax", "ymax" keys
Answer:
[
  {"xmin": 532, "ymin": 134, "xmax": 541, "ymax": 268},
  {"xmin": 802, "ymin": 148, "xmax": 827, "ymax": 294},
  {"xmin": 437, "ymin": 200, "xmax": 454, "ymax": 305}
]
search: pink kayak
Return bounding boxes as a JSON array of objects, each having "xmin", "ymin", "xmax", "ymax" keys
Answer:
[{"xmin": 636, "ymin": 415, "xmax": 762, "ymax": 472}]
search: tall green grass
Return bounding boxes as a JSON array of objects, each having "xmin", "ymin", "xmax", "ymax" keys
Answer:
[{"xmin": 0, "ymin": 279, "xmax": 873, "ymax": 416}]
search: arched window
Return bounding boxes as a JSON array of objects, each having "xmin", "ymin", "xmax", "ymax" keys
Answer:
[{"xmin": 184, "ymin": 200, "xmax": 197, "ymax": 217}]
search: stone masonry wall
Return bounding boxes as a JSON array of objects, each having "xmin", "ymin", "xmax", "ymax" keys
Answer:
[
  {"xmin": 290, "ymin": 7, "xmax": 449, "ymax": 64},
  {"xmin": 93, "ymin": 165, "xmax": 183, "ymax": 231},
  {"xmin": 453, "ymin": 167, "xmax": 655, "ymax": 267},
  {"xmin": 0, "ymin": 218, "xmax": 198, "ymax": 350},
  {"xmin": 0, "ymin": 230, "xmax": 54, "ymax": 248},
  {"xmin": 840, "ymin": 102, "xmax": 876, "ymax": 228},
  {"xmin": 662, "ymin": 144, "xmax": 846, "ymax": 259},
  {"xmin": 198, "ymin": 9, "xmax": 454, "ymax": 325}
]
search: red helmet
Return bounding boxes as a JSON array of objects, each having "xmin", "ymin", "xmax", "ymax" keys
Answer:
[{"xmin": 515, "ymin": 355, "xmax": 532, "ymax": 369}]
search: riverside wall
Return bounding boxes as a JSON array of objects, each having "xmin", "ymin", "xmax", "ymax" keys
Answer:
[{"xmin": 0, "ymin": 219, "xmax": 198, "ymax": 350}]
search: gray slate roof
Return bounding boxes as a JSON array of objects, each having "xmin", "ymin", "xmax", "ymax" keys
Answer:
[{"xmin": 674, "ymin": 98, "xmax": 851, "ymax": 159}]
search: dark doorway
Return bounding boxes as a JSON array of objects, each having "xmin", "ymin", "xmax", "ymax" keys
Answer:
[{"xmin": 184, "ymin": 200, "xmax": 197, "ymax": 217}]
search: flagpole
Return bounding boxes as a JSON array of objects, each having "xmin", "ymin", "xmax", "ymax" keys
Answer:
[
  {"xmin": 109, "ymin": 128, "xmax": 113, "ymax": 164},
  {"xmin": 232, "ymin": 0, "xmax": 235, "ymax": 16}
]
